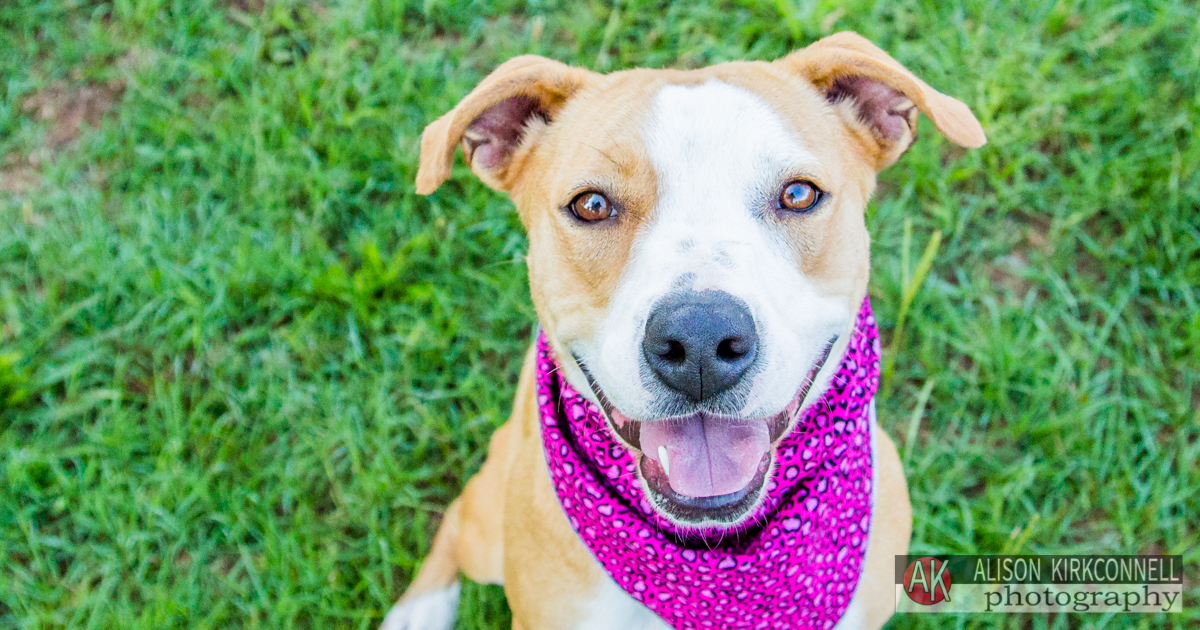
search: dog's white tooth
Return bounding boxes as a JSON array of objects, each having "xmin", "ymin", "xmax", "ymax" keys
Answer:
[{"xmin": 658, "ymin": 445, "xmax": 670, "ymax": 476}]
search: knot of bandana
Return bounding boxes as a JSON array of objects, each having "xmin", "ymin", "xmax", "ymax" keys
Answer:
[{"xmin": 535, "ymin": 298, "xmax": 881, "ymax": 629}]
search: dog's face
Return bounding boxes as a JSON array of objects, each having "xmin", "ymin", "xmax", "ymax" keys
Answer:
[{"xmin": 417, "ymin": 33, "xmax": 984, "ymax": 527}]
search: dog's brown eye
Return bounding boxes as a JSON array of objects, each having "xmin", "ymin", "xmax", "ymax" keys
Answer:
[
  {"xmin": 779, "ymin": 180, "xmax": 822, "ymax": 212},
  {"xmin": 569, "ymin": 191, "xmax": 614, "ymax": 222}
]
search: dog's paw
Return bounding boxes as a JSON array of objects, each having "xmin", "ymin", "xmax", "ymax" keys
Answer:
[{"xmin": 379, "ymin": 582, "xmax": 461, "ymax": 630}]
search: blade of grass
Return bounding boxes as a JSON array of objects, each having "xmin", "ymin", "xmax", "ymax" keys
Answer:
[
  {"xmin": 903, "ymin": 377, "xmax": 937, "ymax": 469},
  {"xmin": 881, "ymin": 225, "xmax": 942, "ymax": 399}
]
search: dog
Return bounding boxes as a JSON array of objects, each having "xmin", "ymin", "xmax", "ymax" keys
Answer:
[{"xmin": 381, "ymin": 32, "xmax": 985, "ymax": 630}]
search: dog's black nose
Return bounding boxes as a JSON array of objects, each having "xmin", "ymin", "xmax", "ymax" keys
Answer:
[{"xmin": 642, "ymin": 291, "xmax": 758, "ymax": 401}]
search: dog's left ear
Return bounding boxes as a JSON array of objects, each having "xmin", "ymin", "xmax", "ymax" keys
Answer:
[{"xmin": 778, "ymin": 31, "xmax": 986, "ymax": 170}]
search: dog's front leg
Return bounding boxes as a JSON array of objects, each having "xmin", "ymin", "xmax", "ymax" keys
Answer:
[
  {"xmin": 381, "ymin": 418, "xmax": 518, "ymax": 629},
  {"xmin": 382, "ymin": 349, "xmax": 534, "ymax": 630},
  {"xmin": 380, "ymin": 419, "xmax": 516, "ymax": 630},
  {"xmin": 379, "ymin": 497, "xmax": 467, "ymax": 630}
]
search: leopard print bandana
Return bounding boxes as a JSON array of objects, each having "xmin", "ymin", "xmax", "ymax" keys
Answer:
[{"xmin": 536, "ymin": 298, "xmax": 880, "ymax": 629}]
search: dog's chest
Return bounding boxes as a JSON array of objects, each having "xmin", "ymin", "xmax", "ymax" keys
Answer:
[{"xmin": 575, "ymin": 578, "xmax": 672, "ymax": 630}]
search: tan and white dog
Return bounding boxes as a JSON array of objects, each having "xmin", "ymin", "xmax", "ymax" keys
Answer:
[{"xmin": 382, "ymin": 32, "xmax": 985, "ymax": 630}]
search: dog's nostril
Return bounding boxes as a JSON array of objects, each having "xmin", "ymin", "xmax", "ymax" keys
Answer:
[
  {"xmin": 642, "ymin": 290, "xmax": 757, "ymax": 401},
  {"xmin": 660, "ymin": 340, "xmax": 687, "ymax": 364},
  {"xmin": 716, "ymin": 337, "xmax": 747, "ymax": 361}
]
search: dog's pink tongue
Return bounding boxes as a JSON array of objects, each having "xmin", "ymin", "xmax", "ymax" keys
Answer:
[{"xmin": 640, "ymin": 415, "xmax": 769, "ymax": 498}]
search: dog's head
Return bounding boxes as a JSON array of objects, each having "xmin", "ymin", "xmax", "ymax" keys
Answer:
[{"xmin": 416, "ymin": 33, "xmax": 984, "ymax": 528}]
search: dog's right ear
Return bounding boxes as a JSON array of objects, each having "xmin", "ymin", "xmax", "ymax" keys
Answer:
[
  {"xmin": 778, "ymin": 32, "xmax": 986, "ymax": 170},
  {"xmin": 415, "ymin": 56, "xmax": 594, "ymax": 194}
]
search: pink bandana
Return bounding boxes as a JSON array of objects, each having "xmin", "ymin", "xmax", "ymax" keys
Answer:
[{"xmin": 536, "ymin": 298, "xmax": 880, "ymax": 629}]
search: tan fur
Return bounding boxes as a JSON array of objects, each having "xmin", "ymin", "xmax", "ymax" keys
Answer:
[
  {"xmin": 778, "ymin": 32, "xmax": 987, "ymax": 165},
  {"xmin": 857, "ymin": 429, "xmax": 913, "ymax": 629},
  {"xmin": 396, "ymin": 31, "xmax": 984, "ymax": 630},
  {"xmin": 415, "ymin": 56, "xmax": 596, "ymax": 193}
]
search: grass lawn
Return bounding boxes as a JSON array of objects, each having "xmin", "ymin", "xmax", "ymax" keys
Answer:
[{"xmin": 1, "ymin": 0, "xmax": 1197, "ymax": 628}]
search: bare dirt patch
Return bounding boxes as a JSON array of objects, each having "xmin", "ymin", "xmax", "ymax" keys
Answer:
[
  {"xmin": 229, "ymin": 0, "xmax": 266, "ymax": 13},
  {"xmin": 0, "ymin": 155, "xmax": 39, "ymax": 194},
  {"xmin": 22, "ymin": 79, "xmax": 126, "ymax": 150},
  {"xmin": 1, "ymin": 78, "xmax": 125, "ymax": 196},
  {"xmin": 986, "ymin": 219, "xmax": 1057, "ymax": 302}
]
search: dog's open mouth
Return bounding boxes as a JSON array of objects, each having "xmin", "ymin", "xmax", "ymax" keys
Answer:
[
  {"xmin": 582, "ymin": 343, "xmax": 834, "ymax": 526},
  {"xmin": 625, "ymin": 410, "xmax": 780, "ymax": 523}
]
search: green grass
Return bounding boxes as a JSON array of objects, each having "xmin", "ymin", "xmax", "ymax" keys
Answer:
[{"xmin": 0, "ymin": 0, "xmax": 1196, "ymax": 628}]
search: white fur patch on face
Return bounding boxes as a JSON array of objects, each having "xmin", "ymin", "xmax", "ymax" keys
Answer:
[{"xmin": 572, "ymin": 80, "xmax": 853, "ymax": 420}]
